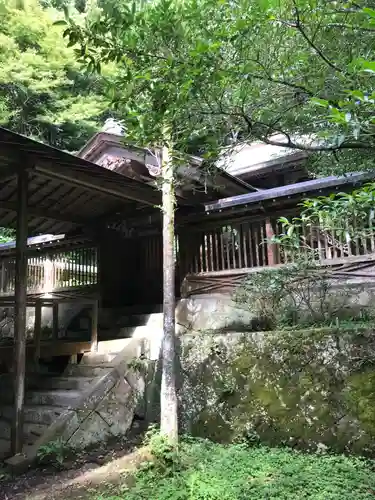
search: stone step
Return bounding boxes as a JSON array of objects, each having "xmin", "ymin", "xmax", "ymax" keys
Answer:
[
  {"xmin": 64, "ymin": 363, "xmax": 111, "ymax": 378},
  {"xmin": 0, "ymin": 419, "xmax": 47, "ymax": 442},
  {"xmin": 0, "ymin": 405, "xmax": 64, "ymax": 425},
  {"xmin": 0, "ymin": 437, "xmax": 10, "ymax": 460},
  {"xmin": 25, "ymin": 390, "xmax": 82, "ymax": 407},
  {"xmin": 0, "ymin": 389, "xmax": 81, "ymax": 407},
  {"xmin": 35, "ymin": 376, "xmax": 93, "ymax": 391},
  {"xmin": 79, "ymin": 352, "xmax": 118, "ymax": 365}
]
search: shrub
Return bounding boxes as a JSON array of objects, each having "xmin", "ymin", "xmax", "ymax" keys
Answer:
[{"xmin": 233, "ymin": 259, "xmax": 356, "ymax": 329}]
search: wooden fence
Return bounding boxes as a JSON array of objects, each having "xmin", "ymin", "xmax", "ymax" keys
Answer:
[{"xmin": 0, "ymin": 246, "xmax": 98, "ymax": 296}]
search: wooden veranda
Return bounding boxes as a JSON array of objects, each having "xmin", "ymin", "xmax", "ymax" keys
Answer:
[{"xmin": 178, "ymin": 171, "xmax": 375, "ymax": 296}]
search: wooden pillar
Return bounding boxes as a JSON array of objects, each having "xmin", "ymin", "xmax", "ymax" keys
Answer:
[
  {"xmin": 11, "ymin": 168, "xmax": 28, "ymax": 456},
  {"xmin": 90, "ymin": 299, "xmax": 98, "ymax": 352},
  {"xmin": 52, "ymin": 302, "xmax": 59, "ymax": 340},
  {"xmin": 265, "ymin": 218, "xmax": 278, "ymax": 266},
  {"xmin": 0, "ymin": 261, "xmax": 5, "ymax": 294},
  {"xmin": 33, "ymin": 299, "xmax": 42, "ymax": 368}
]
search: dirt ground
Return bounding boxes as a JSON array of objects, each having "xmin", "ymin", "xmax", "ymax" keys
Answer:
[{"xmin": 0, "ymin": 422, "xmax": 148, "ymax": 500}]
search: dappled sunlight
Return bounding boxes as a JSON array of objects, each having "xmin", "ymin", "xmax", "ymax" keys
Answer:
[{"xmin": 12, "ymin": 448, "xmax": 150, "ymax": 500}]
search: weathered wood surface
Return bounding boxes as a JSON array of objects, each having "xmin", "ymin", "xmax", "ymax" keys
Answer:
[
  {"xmin": 12, "ymin": 168, "xmax": 29, "ymax": 455},
  {"xmin": 0, "ymin": 340, "xmax": 91, "ymax": 363}
]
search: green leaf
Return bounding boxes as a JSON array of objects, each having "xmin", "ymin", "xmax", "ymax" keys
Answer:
[
  {"xmin": 53, "ymin": 20, "xmax": 67, "ymax": 26},
  {"xmin": 363, "ymin": 7, "xmax": 375, "ymax": 18},
  {"xmin": 358, "ymin": 60, "xmax": 375, "ymax": 74},
  {"xmin": 310, "ymin": 98, "xmax": 329, "ymax": 108}
]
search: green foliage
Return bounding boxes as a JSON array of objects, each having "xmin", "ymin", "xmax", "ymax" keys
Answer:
[
  {"xmin": 347, "ymin": 370, "xmax": 375, "ymax": 436},
  {"xmin": 234, "ymin": 259, "xmax": 355, "ymax": 329},
  {"xmin": 127, "ymin": 357, "xmax": 148, "ymax": 373},
  {"xmin": 143, "ymin": 425, "xmax": 180, "ymax": 471},
  {"xmin": 63, "ymin": 0, "xmax": 235, "ymax": 161},
  {"xmin": 0, "ymin": 227, "xmax": 15, "ymax": 243},
  {"xmin": 0, "ymin": 0, "xmax": 114, "ymax": 150},
  {"xmin": 301, "ymin": 185, "xmax": 375, "ymax": 241},
  {"xmin": 37, "ymin": 439, "xmax": 73, "ymax": 467},
  {"xmin": 97, "ymin": 438, "xmax": 375, "ymax": 499},
  {"xmin": 273, "ymin": 184, "xmax": 375, "ymax": 260}
]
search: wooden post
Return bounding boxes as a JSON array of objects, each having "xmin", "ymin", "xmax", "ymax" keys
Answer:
[
  {"xmin": 52, "ymin": 302, "xmax": 59, "ymax": 340},
  {"xmin": 265, "ymin": 218, "xmax": 278, "ymax": 266},
  {"xmin": 11, "ymin": 168, "xmax": 28, "ymax": 456},
  {"xmin": 90, "ymin": 299, "xmax": 98, "ymax": 352},
  {"xmin": 0, "ymin": 261, "xmax": 5, "ymax": 294},
  {"xmin": 33, "ymin": 299, "xmax": 42, "ymax": 368}
]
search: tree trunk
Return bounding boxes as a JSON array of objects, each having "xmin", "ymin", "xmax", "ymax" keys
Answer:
[{"xmin": 160, "ymin": 144, "xmax": 178, "ymax": 441}]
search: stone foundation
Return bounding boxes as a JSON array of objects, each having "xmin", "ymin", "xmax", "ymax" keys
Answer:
[{"xmin": 178, "ymin": 327, "xmax": 375, "ymax": 454}]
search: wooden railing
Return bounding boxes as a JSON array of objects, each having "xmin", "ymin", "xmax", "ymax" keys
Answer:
[
  {"xmin": 179, "ymin": 215, "xmax": 375, "ymax": 275},
  {"xmin": 180, "ymin": 218, "xmax": 273, "ymax": 274},
  {"xmin": 0, "ymin": 246, "xmax": 98, "ymax": 296}
]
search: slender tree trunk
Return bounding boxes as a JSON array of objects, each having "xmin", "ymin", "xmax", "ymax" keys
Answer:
[{"xmin": 160, "ymin": 144, "xmax": 178, "ymax": 441}]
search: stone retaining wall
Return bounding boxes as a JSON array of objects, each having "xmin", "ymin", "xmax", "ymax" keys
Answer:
[{"xmin": 178, "ymin": 327, "xmax": 375, "ymax": 455}]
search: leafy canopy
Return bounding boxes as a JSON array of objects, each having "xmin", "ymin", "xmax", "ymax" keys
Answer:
[
  {"xmin": 63, "ymin": 0, "xmax": 240, "ymax": 160},
  {"xmin": 0, "ymin": 0, "xmax": 116, "ymax": 151},
  {"xmin": 61, "ymin": 0, "xmax": 375, "ymax": 175}
]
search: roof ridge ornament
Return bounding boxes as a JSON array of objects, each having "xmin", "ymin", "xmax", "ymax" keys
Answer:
[{"xmin": 101, "ymin": 118, "xmax": 125, "ymax": 136}]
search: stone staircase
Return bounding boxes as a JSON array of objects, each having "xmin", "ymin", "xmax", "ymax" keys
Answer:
[
  {"xmin": 0, "ymin": 350, "xmax": 123, "ymax": 461},
  {"xmin": 0, "ymin": 308, "xmax": 163, "ymax": 466}
]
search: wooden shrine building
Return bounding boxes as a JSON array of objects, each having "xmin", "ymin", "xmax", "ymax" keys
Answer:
[
  {"xmin": 0, "ymin": 126, "xmax": 252, "ymax": 456},
  {"xmin": 1, "ymin": 124, "xmax": 375, "ymax": 459}
]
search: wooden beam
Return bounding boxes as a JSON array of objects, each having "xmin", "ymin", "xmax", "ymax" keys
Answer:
[
  {"xmin": 11, "ymin": 168, "xmax": 28, "ymax": 456},
  {"xmin": 35, "ymin": 165, "xmax": 160, "ymax": 207},
  {"xmin": 0, "ymin": 199, "xmax": 89, "ymax": 226}
]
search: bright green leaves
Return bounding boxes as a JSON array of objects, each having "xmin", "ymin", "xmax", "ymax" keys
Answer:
[{"xmin": 0, "ymin": 0, "xmax": 115, "ymax": 151}]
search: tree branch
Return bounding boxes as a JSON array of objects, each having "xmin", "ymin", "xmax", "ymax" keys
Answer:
[
  {"xmin": 245, "ymin": 73, "xmax": 314, "ymax": 96},
  {"xmin": 325, "ymin": 23, "xmax": 375, "ymax": 32},
  {"xmin": 292, "ymin": 0, "xmax": 344, "ymax": 74},
  {"xmin": 261, "ymin": 136, "xmax": 374, "ymax": 152}
]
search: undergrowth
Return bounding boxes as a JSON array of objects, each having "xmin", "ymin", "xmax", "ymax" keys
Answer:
[{"xmin": 97, "ymin": 435, "xmax": 375, "ymax": 499}]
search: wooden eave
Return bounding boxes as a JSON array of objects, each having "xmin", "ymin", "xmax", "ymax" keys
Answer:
[
  {"xmin": 0, "ymin": 127, "xmax": 162, "ymax": 235},
  {"xmin": 79, "ymin": 132, "xmax": 253, "ymax": 202}
]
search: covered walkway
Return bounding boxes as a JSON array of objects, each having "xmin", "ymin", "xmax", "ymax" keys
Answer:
[{"xmin": 0, "ymin": 126, "xmax": 165, "ymax": 456}]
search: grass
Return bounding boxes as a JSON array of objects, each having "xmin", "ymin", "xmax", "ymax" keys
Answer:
[{"xmin": 95, "ymin": 438, "xmax": 375, "ymax": 500}]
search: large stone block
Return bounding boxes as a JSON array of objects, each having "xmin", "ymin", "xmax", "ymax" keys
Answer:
[
  {"xmin": 176, "ymin": 294, "xmax": 254, "ymax": 332},
  {"xmin": 178, "ymin": 327, "xmax": 375, "ymax": 454}
]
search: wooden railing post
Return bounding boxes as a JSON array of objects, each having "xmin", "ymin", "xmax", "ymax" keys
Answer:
[
  {"xmin": 90, "ymin": 299, "xmax": 98, "ymax": 352},
  {"xmin": 0, "ymin": 261, "xmax": 5, "ymax": 294},
  {"xmin": 12, "ymin": 168, "xmax": 28, "ymax": 456},
  {"xmin": 43, "ymin": 257, "xmax": 53, "ymax": 294},
  {"xmin": 265, "ymin": 218, "xmax": 278, "ymax": 266}
]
